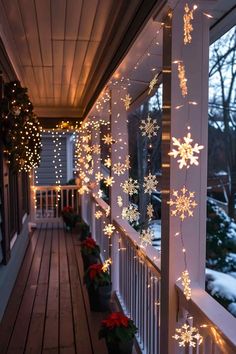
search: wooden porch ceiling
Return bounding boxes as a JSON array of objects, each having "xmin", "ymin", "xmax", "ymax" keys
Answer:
[
  {"xmin": 0, "ymin": 0, "xmax": 159, "ymax": 120},
  {"xmin": 0, "ymin": 224, "xmax": 107, "ymax": 354}
]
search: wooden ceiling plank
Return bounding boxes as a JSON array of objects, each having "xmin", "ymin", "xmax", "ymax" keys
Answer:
[
  {"xmin": 51, "ymin": 0, "xmax": 66, "ymax": 40},
  {"xmin": 35, "ymin": 0, "xmax": 52, "ymax": 66},
  {"xmin": 65, "ymin": 0, "xmax": 82, "ymax": 40},
  {"xmin": 18, "ymin": 0, "xmax": 42, "ymax": 66},
  {"xmin": 90, "ymin": 0, "xmax": 114, "ymax": 42},
  {"xmin": 2, "ymin": 0, "xmax": 31, "ymax": 66},
  {"xmin": 43, "ymin": 66, "xmax": 53, "ymax": 98},
  {"xmin": 24, "ymin": 65, "xmax": 41, "ymax": 105},
  {"xmin": 78, "ymin": 0, "xmax": 98, "ymax": 41},
  {"xmin": 52, "ymin": 40, "xmax": 64, "ymax": 85}
]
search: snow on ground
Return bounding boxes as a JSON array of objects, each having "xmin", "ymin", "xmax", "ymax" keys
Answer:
[
  {"xmin": 149, "ymin": 219, "xmax": 161, "ymax": 250},
  {"xmin": 206, "ymin": 268, "xmax": 236, "ymax": 302}
]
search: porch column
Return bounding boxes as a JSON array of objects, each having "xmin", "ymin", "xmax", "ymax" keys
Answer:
[
  {"xmin": 110, "ymin": 88, "xmax": 129, "ymax": 291},
  {"xmin": 161, "ymin": 2, "xmax": 210, "ymax": 353}
]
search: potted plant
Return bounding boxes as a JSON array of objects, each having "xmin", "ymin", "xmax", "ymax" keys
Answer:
[
  {"xmin": 99, "ymin": 312, "xmax": 137, "ymax": 354},
  {"xmin": 78, "ymin": 220, "xmax": 90, "ymax": 240},
  {"xmin": 81, "ymin": 237, "xmax": 101, "ymax": 270},
  {"xmin": 84, "ymin": 263, "xmax": 111, "ymax": 312},
  {"xmin": 61, "ymin": 206, "xmax": 79, "ymax": 230}
]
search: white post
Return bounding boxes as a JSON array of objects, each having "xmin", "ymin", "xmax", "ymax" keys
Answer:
[
  {"xmin": 110, "ymin": 88, "xmax": 129, "ymax": 292},
  {"xmin": 161, "ymin": 2, "xmax": 210, "ymax": 353}
]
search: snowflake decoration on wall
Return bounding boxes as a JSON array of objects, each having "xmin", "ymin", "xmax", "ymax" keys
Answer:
[
  {"xmin": 102, "ymin": 258, "xmax": 112, "ymax": 272},
  {"xmin": 121, "ymin": 94, "xmax": 132, "ymax": 110},
  {"xmin": 147, "ymin": 203, "xmax": 154, "ymax": 220},
  {"xmin": 104, "ymin": 176, "xmax": 115, "ymax": 187},
  {"xmin": 121, "ymin": 178, "xmax": 139, "ymax": 196},
  {"xmin": 95, "ymin": 172, "xmax": 104, "ymax": 182},
  {"xmin": 181, "ymin": 270, "xmax": 191, "ymax": 300},
  {"xmin": 102, "ymin": 134, "xmax": 114, "ymax": 145},
  {"xmin": 173, "ymin": 323, "xmax": 203, "ymax": 347},
  {"xmin": 148, "ymin": 73, "xmax": 158, "ymax": 95},
  {"xmin": 143, "ymin": 173, "xmax": 158, "ymax": 195},
  {"xmin": 103, "ymin": 223, "xmax": 115, "ymax": 237},
  {"xmin": 122, "ymin": 204, "xmax": 140, "ymax": 223},
  {"xmin": 169, "ymin": 132, "xmax": 204, "ymax": 169},
  {"xmin": 168, "ymin": 187, "xmax": 197, "ymax": 220},
  {"xmin": 104, "ymin": 157, "xmax": 112, "ymax": 168},
  {"xmin": 140, "ymin": 228, "xmax": 154, "ymax": 248},
  {"xmin": 112, "ymin": 162, "xmax": 126, "ymax": 176},
  {"xmin": 117, "ymin": 196, "xmax": 123, "ymax": 207},
  {"xmin": 95, "ymin": 210, "xmax": 103, "ymax": 219},
  {"xmin": 140, "ymin": 114, "xmax": 160, "ymax": 139}
]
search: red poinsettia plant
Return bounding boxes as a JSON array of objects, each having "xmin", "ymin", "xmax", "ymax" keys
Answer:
[
  {"xmin": 99, "ymin": 312, "xmax": 137, "ymax": 343},
  {"xmin": 81, "ymin": 237, "xmax": 100, "ymax": 257},
  {"xmin": 84, "ymin": 263, "xmax": 111, "ymax": 289},
  {"xmin": 61, "ymin": 206, "xmax": 79, "ymax": 227}
]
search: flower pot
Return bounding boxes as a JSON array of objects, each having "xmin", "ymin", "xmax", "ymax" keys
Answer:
[
  {"xmin": 105, "ymin": 339, "xmax": 134, "ymax": 354},
  {"xmin": 87, "ymin": 284, "xmax": 111, "ymax": 312},
  {"xmin": 81, "ymin": 253, "xmax": 100, "ymax": 271}
]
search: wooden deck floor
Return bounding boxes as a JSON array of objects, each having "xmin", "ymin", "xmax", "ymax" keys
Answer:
[{"xmin": 0, "ymin": 224, "xmax": 108, "ymax": 354}]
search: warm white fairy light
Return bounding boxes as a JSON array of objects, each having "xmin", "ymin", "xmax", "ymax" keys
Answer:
[
  {"xmin": 169, "ymin": 187, "xmax": 197, "ymax": 220},
  {"xmin": 177, "ymin": 62, "xmax": 188, "ymax": 97},
  {"xmin": 181, "ymin": 270, "xmax": 191, "ymax": 300},
  {"xmin": 183, "ymin": 3, "xmax": 197, "ymax": 45},
  {"xmin": 169, "ymin": 132, "xmax": 204, "ymax": 169},
  {"xmin": 102, "ymin": 258, "xmax": 112, "ymax": 272}
]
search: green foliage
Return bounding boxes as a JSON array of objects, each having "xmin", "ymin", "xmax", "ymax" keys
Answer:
[
  {"xmin": 83, "ymin": 264, "xmax": 111, "ymax": 290},
  {"xmin": 206, "ymin": 199, "xmax": 236, "ymax": 272}
]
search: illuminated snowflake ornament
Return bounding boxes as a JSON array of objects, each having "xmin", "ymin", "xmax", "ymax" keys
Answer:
[
  {"xmin": 183, "ymin": 3, "xmax": 197, "ymax": 45},
  {"xmin": 173, "ymin": 323, "xmax": 203, "ymax": 347},
  {"xmin": 140, "ymin": 114, "xmax": 159, "ymax": 139},
  {"xmin": 140, "ymin": 228, "xmax": 154, "ymax": 248},
  {"xmin": 112, "ymin": 162, "xmax": 126, "ymax": 176},
  {"xmin": 143, "ymin": 173, "xmax": 158, "ymax": 195},
  {"xmin": 121, "ymin": 178, "xmax": 139, "ymax": 196},
  {"xmin": 177, "ymin": 62, "xmax": 188, "ymax": 97},
  {"xmin": 148, "ymin": 73, "xmax": 158, "ymax": 95},
  {"xmin": 103, "ymin": 223, "xmax": 115, "ymax": 237},
  {"xmin": 169, "ymin": 187, "xmax": 197, "ymax": 220},
  {"xmin": 95, "ymin": 210, "xmax": 103, "ymax": 219},
  {"xmin": 169, "ymin": 132, "xmax": 204, "ymax": 169},
  {"xmin": 93, "ymin": 144, "xmax": 101, "ymax": 154},
  {"xmin": 104, "ymin": 176, "xmax": 115, "ymax": 187},
  {"xmin": 147, "ymin": 203, "xmax": 154, "ymax": 220},
  {"xmin": 121, "ymin": 94, "xmax": 132, "ymax": 110},
  {"xmin": 102, "ymin": 134, "xmax": 114, "ymax": 145},
  {"xmin": 117, "ymin": 196, "xmax": 123, "ymax": 207},
  {"xmin": 95, "ymin": 172, "xmax": 104, "ymax": 182},
  {"xmin": 105, "ymin": 206, "xmax": 110, "ymax": 217},
  {"xmin": 122, "ymin": 204, "xmax": 140, "ymax": 223},
  {"xmin": 181, "ymin": 270, "xmax": 191, "ymax": 300},
  {"xmin": 97, "ymin": 189, "xmax": 103, "ymax": 198},
  {"xmin": 102, "ymin": 258, "xmax": 112, "ymax": 272},
  {"xmin": 104, "ymin": 157, "xmax": 112, "ymax": 168}
]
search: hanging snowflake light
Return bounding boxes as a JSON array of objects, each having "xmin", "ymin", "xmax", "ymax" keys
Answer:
[
  {"xmin": 177, "ymin": 62, "xmax": 188, "ymax": 97},
  {"xmin": 169, "ymin": 132, "xmax": 204, "ymax": 169},
  {"xmin": 173, "ymin": 323, "xmax": 203, "ymax": 347},
  {"xmin": 102, "ymin": 258, "xmax": 112, "ymax": 272},
  {"xmin": 93, "ymin": 144, "xmax": 101, "ymax": 154},
  {"xmin": 169, "ymin": 186, "xmax": 197, "ymax": 220},
  {"xmin": 181, "ymin": 270, "xmax": 191, "ymax": 300},
  {"xmin": 105, "ymin": 206, "xmax": 111, "ymax": 217},
  {"xmin": 121, "ymin": 94, "xmax": 132, "ymax": 110},
  {"xmin": 103, "ymin": 223, "xmax": 115, "ymax": 237},
  {"xmin": 97, "ymin": 189, "xmax": 103, "ymax": 198},
  {"xmin": 121, "ymin": 178, "xmax": 139, "ymax": 196},
  {"xmin": 117, "ymin": 196, "xmax": 123, "ymax": 207},
  {"xmin": 104, "ymin": 176, "xmax": 115, "ymax": 187},
  {"xmin": 122, "ymin": 204, "xmax": 140, "ymax": 223},
  {"xmin": 95, "ymin": 172, "xmax": 104, "ymax": 182},
  {"xmin": 95, "ymin": 210, "xmax": 103, "ymax": 219},
  {"xmin": 104, "ymin": 157, "xmax": 112, "ymax": 168},
  {"xmin": 140, "ymin": 114, "xmax": 160, "ymax": 139},
  {"xmin": 148, "ymin": 73, "xmax": 158, "ymax": 95},
  {"xmin": 112, "ymin": 162, "xmax": 126, "ymax": 176},
  {"xmin": 102, "ymin": 134, "xmax": 114, "ymax": 145},
  {"xmin": 140, "ymin": 228, "xmax": 154, "ymax": 248},
  {"xmin": 143, "ymin": 173, "xmax": 158, "ymax": 195},
  {"xmin": 125, "ymin": 155, "xmax": 131, "ymax": 169}
]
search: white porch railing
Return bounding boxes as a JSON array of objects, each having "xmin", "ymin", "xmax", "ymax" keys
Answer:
[
  {"xmin": 84, "ymin": 191, "xmax": 236, "ymax": 354},
  {"xmin": 31, "ymin": 185, "xmax": 80, "ymax": 223}
]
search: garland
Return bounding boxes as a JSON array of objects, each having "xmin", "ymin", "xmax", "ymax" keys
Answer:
[{"xmin": 0, "ymin": 81, "xmax": 42, "ymax": 172}]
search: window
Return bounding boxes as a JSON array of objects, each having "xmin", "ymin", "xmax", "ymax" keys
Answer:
[{"xmin": 206, "ymin": 25, "xmax": 236, "ymax": 317}]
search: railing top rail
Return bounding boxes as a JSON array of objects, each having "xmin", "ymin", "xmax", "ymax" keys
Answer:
[
  {"xmin": 32, "ymin": 185, "xmax": 79, "ymax": 191},
  {"xmin": 177, "ymin": 284, "xmax": 236, "ymax": 353},
  {"xmin": 92, "ymin": 194, "xmax": 110, "ymax": 213}
]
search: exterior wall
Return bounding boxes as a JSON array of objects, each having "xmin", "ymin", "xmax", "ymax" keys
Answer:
[{"xmin": 36, "ymin": 135, "xmax": 68, "ymax": 186}]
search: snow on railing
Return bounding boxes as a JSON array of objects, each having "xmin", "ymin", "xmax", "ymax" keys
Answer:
[{"xmin": 31, "ymin": 185, "xmax": 80, "ymax": 223}]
